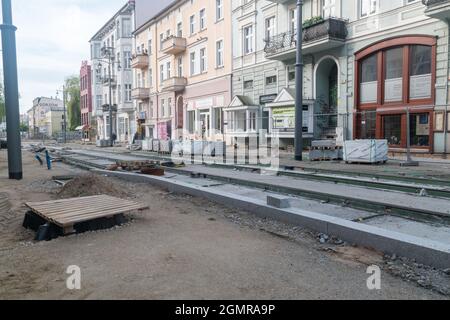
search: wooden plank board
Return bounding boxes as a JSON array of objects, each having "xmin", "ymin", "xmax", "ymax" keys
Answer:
[{"xmin": 25, "ymin": 195, "xmax": 149, "ymax": 229}]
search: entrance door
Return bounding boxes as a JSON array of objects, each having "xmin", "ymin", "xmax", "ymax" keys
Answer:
[
  {"xmin": 409, "ymin": 113, "xmax": 430, "ymax": 147},
  {"xmin": 200, "ymin": 112, "xmax": 210, "ymax": 139}
]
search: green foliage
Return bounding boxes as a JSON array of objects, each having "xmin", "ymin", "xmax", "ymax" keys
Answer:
[
  {"xmin": 303, "ymin": 16, "xmax": 324, "ymax": 29},
  {"xmin": 20, "ymin": 123, "xmax": 29, "ymax": 132},
  {"xmin": 64, "ymin": 75, "xmax": 81, "ymax": 131}
]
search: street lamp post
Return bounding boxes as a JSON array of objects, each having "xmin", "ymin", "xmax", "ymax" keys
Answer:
[
  {"xmin": 294, "ymin": 0, "xmax": 304, "ymax": 161},
  {"xmin": 0, "ymin": 0, "xmax": 23, "ymax": 179},
  {"xmin": 96, "ymin": 47, "xmax": 119, "ymax": 147},
  {"xmin": 56, "ymin": 85, "xmax": 67, "ymax": 144}
]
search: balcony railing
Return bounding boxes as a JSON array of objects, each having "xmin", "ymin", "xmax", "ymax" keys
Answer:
[
  {"xmin": 161, "ymin": 77, "xmax": 187, "ymax": 92},
  {"xmin": 161, "ymin": 36, "xmax": 187, "ymax": 55},
  {"xmin": 102, "ymin": 75, "xmax": 117, "ymax": 87},
  {"xmin": 422, "ymin": 0, "xmax": 449, "ymax": 6},
  {"xmin": 131, "ymin": 87, "xmax": 150, "ymax": 100},
  {"xmin": 131, "ymin": 53, "xmax": 149, "ymax": 69},
  {"xmin": 264, "ymin": 18, "xmax": 347, "ymax": 59},
  {"xmin": 422, "ymin": 0, "xmax": 450, "ymax": 20}
]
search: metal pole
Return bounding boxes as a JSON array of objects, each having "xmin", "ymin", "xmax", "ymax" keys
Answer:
[
  {"xmin": 108, "ymin": 53, "xmax": 113, "ymax": 147},
  {"xmin": 294, "ymin": 0, "xmax": 304, "ymax": 161},
  {"xmin": 1, "ymin": 0, "xmax": 22, "ymax": 179},
  {"xmin": 401, "ymin": 107, "xmax": 418, "ymax": 167}
]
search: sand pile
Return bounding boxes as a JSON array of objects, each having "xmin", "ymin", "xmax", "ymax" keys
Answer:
[{"xmin": 58, "ymin": 174, "xmax": 128, "ymax": 199}]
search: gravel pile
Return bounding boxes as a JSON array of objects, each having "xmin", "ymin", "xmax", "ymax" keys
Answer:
[{"xmin": 58, "ymin": 174, "xmax": 129, "ymax": 199}]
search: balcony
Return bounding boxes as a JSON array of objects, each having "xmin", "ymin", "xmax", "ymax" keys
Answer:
[
  {"xmin": 264, "ymin": 18, "xmax": 347, "ymax": 61},
  {"xmin": 161, "ymin": 36, "xmax": 187, "ymax": 55},
  {"xmin": 102, "ymin": 75, "xmax": 117, "ymax": 87},
  {"xmin": 131, "ymin": 53, "xmax": 149, "ymax": 69},
  {"xmin": 132, "ymin": 87, "xmax": 150, "ymax": 100},
  {"xmin": 161, "ymin": 77, "xmax": 187, "ymax": 92},
  {"xmin": 423, "ymin": 0, "xmax": 450, "ymax": 20}
]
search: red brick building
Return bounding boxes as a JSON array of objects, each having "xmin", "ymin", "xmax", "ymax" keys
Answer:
[{"xmin": 80, "ymin": 61, "xmax": 93, "ymax": 140}]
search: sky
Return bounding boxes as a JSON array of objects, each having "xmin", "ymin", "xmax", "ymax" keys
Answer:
[{"xmin": 0, "ymin": 0, "xmax": 126, "ymax": 113}]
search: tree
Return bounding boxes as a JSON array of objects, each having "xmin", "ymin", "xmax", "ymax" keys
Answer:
[
  {"xmin": 0, "ymin": 84, "xmax": 5, "ymax": 123},
  {"xmin": 64, "ymin": 75, "xmax": 81, "ymax": 131}
]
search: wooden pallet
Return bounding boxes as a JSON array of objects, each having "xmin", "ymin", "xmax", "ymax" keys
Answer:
[{"xmin": 25, "ymin": 195, "xmax": 149, "ymax": 234}]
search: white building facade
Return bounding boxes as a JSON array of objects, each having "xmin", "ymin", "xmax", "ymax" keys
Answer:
[
  {"xmin": 90, "ymin": 1, "xmax": 136, "ymax": 143},
  {"xmin": 231, "ymin": 0, "xmax": 450, "ymax": 154}
]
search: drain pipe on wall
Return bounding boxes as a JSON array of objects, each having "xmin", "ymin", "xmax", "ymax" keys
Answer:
[{"xmin": 444, "ymin": 18, "xmax": 450, "ymax": 158}]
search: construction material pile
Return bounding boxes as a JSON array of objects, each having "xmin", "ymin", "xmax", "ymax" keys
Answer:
[{"xmin": 58, "ymin": 174, "xmax": 128, "ymax": 199}]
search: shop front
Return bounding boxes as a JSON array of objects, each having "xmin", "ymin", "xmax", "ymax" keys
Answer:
[
  {"xmin": 265, "ymin": 88, "xmax": 315, "ymax": 149},
  {"xmin": 354, "ymin": 36, "xmax": 437, "ymax": 153}
]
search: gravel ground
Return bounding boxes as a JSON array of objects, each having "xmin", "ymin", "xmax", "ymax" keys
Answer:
[{"xmin": 0, "ymin": 149, "xmax": 448, "ymax": 300}]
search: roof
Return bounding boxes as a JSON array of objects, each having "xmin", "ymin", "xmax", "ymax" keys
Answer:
[
  {"xmin": 90, "ymin": 1, "xmax": 135, "ymax": 42},
  {"xmin": 134, "ymin": 0, "xmax": 182, "ymax": 34}
]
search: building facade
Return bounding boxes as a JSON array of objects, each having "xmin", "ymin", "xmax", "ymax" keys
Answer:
[
  {"xmin": 80, "ymin": 61, "xmax": 93, "ymax": 140},
  {"xmin": 231, "ymin": 0, "xmax": 450, "ymax": 154},
  {"xmin": 27, "ymin": 97, "xmax": 64, "ymax": 137},
  {"xmin": 90, "ymin": 0, "xmax": 136, "ymax": 143},
  {"xmin": 132, "ymin": 0, "xmax": 232, "ymax": 142}
]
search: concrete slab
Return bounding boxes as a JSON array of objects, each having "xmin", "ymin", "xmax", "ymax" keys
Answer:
[{"xmin": 95, "ymin": 169, "xmax": 450, "ymax": 269}]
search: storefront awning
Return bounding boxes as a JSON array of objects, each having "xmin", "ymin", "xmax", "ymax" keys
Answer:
[
  {"xmin": 266, "ymin": 88, "xmax": 315, "ymax": 109},
  {"xmin": 226, "ymin": 95, "xmax": 259, "ymax": 112}
]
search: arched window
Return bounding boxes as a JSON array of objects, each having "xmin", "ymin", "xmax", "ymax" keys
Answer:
[{"xmin": 355, "ymin": 36, "xmax": 436, "ymax": 107}]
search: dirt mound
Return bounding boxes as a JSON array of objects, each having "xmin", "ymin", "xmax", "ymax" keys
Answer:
[{"xmin": 58, "ymin": 174, "xmax": 128, "ymax": 199}]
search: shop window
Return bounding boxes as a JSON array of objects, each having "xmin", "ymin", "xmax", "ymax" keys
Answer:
[
  {"xmin": 383, "ymin": 115, "xmax": 402, "ymax": 146},
  {"xmin": 187, "ymin": 111, "xmax": 195, "ymax": 134},
  {"xmin": 409, "ymin": 113, "xmax": 430, "ymax": 147},
  {"xmin": 384, "ymin": 47, "xmax": 403, "ymax": 102},
  {"xmin": 359, "ymin": 54, "xmax": 378, "ymax": 104},
  {"xmin": 358, "ymin": 111, "xmax": 376, "ymax": 139},
  {"xmin": 409, "ymin": 45, "xmax": 432, "ymax": 100}
]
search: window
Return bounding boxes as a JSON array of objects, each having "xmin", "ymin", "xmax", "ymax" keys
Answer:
[
  {"xmin": 125, "ymin": 84, "xmax": 132, "ymax": 102},
  {"xmin": 383, "ymin": 115, "xmax": 402, "ymax": 145},
  {"xmin": 123, "ymin": 51, "xmax": 131, "ymax": 69},
  {"xmin": 244, "ymin": 80, "xmax": 254, "ymax": 90},
  {"xmin": 166, "ymin": 61, "xmax": 171, "ymax": 79},
  {"xmin": 410, "ymin": 45, "xmax": 432, "ymax": 100},
  {"xmin": 122, "ymin": 18, "xmax": 132, "ymax": 37},
  {"xmin": 148, "ymin": 39, "xmax": 152, "ymax": 55},
  {"xmin": 243, "ymin": 25, "xmax": 254, "ymax": 55},
  {"xmin": 190, "ymin": 52, "xmax": 196, "ymax": 76},
  {"xmin": 200, "ymin": 48, "xmax": 207, "ymax": 73},
  {"xmin": 200, "ymin": 9, "xmax": 206, "ymax": 30},
  {"xmin": 360, "ymin": 0, "xmax": 378, "ymax": 17},
  {"xmin": 168, "ymin": 98, "xmax": 172, "ymax": 117},
  {"xmin": 266, "ymin": 75, "xmax": 277, "ymax": 86},
  {"xmin": 160, "ymin": 33, "xmax": 164, "ymax": 48},
  {"xmin": 216, "ymin": 0, "xmax": 223, "ymax": 21},
  {"xmin": 161, "ymin": 99, "xmax": 165, "ymax": 117},
  {"xmin": 323, "ymin": 0, "xmax": 336, "ymax": 17},
  {"xmin": 160, "ymin": 64, "xmax": 165, "ymax": 81},
  {"xmin": 359, "ymin": 54, "xmax": 378, "ymax": 104},
  {"xmin": 149, "ymin": 68, "xmax": 153, "ymax": 87},
  {"xmin": 178, "ymin": 57, "xmax": 183, "ymax": 77},
  {"xmin": 289, "ymin": 9, "xmax": 297, "ymax": 32},
  {"xmin": 265, "ymin": 17, "xmax": 275, "ymax": 40},
  {"xmin": 384, "ymin": 47, "xmax": 403, "ymax": 102},
  {"xmin": 216, "ymin": 40, "xmax": 224, "ymax": 68},
  {"xmin": 177, "ymin": 22, "xmax": 183, "ymax": 37},
  {"xmin": 190, "ymin": 15, "xmax": 195, "ymax": 35}
]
